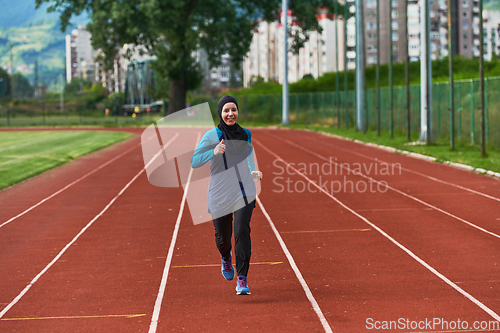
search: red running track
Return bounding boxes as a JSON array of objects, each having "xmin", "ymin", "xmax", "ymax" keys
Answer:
[{"xmin": 0, "ymin": 127, "xmax": 499, "ymax": 332}]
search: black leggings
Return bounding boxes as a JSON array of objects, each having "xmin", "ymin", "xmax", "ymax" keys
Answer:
[{"xmin": 212, "ymin": 198, "xmax": 255, "ymax": 277}]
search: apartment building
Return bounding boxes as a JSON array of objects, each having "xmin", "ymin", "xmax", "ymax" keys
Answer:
[
  {"xmin": 195, "ymin": 49, "xmax": 243, "ymax": 90},
  {"xmin": 483, "ymin": 10, "xmax": 500, "ymax": 60},
  {"xmin": 243, "ymin": 10, "xmax": 344, "ymax": 87},
  {"xmin": 65, "ymin": 25, "xmax": 95, "ymax": 83}
]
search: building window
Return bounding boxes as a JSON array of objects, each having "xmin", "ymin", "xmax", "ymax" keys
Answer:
[
  {"xmin": 366, "ymin": 0, "xmax": 376, "ymax": 8},
  {"xmin": 462, "ymin": 11, "xmax": 468, "ymax": 18},
  {"xmin": 392, "ymin": 10, "xmax": 398, "ymax": 19},
  {"xmin": 392, "ymin": 22, "xmax": 399, "ymax": 30},
  {"xmin": 464, "ymin": 43, "xmax": 468, "ymax": 50},
  {"xmin": 367, "ymin": 22, "xmax": 376, "ymax": 30},
  {"xmin": 463, "ymin": 22, "xmax": 469, "ymax": 30},
  {"xmin": 462, "ymin": 0, "xmax": 468, "ymax": 7},
  {"xmin": 392, "ymin": 0, "xmax": 398, "ymax": 7},
  {"xmin": 392, "ymin": 32, "xmax": 399, "ymax": 41},
  {"xmin": 463, "ymin": 33, "xmax": 468, "ymax": 39}
]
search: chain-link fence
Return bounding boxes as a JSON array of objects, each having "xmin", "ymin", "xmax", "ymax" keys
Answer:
[
  {"xmin": 192, "ymin": 77, "xmax": 500, "ymax": 147},
  {"xmin": 2, "ymin": 77, "xmax": 499, "ymax": 147},
  {"xmin": 0, "ymin": 107, "xmax": 164, "ymax": 126}
]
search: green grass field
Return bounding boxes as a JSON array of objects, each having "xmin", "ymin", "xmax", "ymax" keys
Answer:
[{"xmin": 0, "ymin": 131, "xmax": 132, "ymax": 190}]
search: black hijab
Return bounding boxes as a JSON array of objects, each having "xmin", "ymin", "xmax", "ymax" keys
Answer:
[{"xmin": 217, "ymin": 95, "xmax": 248, "ymax": 154}]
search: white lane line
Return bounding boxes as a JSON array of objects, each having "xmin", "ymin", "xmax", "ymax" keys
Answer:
[
  {"xmin": 254, "ymin": 139, "xmax": 500, "ymax": 323},
  {"xmin": 0, "ymin": 135, "xmax": 155, "ymax": 230},
  {"xmin": 0, "ymin": 132, "xmax": 84, "ymax": 153},
  {"xmin": 0, "ymin": 133, "xmax": 179, "ymax": 320},
  {"xmin": 269, "ymin": 135, "xmax": 500, "ymax": 240},
  {"xmin": 148, "ymin": 132, "xmax": 201, "ymax": 333},
  {"xmin": 301, "ymin": 133, "xmax": 500, "ymax": 203},
  {"xmin": 257, "ymin": 196, "xmax": 334, "ymax": 333}
]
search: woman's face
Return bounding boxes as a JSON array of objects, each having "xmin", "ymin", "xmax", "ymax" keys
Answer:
[{"xmin": 221, "ymin": 102, "xmax": 238, "ymax": 126}]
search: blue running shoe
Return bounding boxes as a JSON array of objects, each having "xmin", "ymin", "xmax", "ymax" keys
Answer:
[
  {"xmin": 235, "ymin": 275, "xmax": 251, "ymax": 295},
  {"xmin": 221, "ymin": 256, "xmax": 235, "ymax": 281}
]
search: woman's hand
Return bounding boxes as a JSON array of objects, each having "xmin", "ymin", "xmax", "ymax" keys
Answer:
[
  {"xmin": 251, "ymin": 171, "xmax": 263, "ymax": 182},
  {"xmin": 213, "ymin": 139, "xmax": 226, "ymax": 156}
]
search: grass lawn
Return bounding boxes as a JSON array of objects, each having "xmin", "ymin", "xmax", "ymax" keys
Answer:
[
  {"xmin": 0, "ymin": 131, "xmax": 132, "ymax": 190},
  {"xmin": 248, "ymin": 123, "xmax": 500, "ymax": 174}
]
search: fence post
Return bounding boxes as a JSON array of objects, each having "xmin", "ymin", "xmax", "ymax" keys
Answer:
[
  {"xmin": 485, "ymin": 77, "xmax": 489, "ymax": 144},
  {"xmin": 389, "ymin": 86, "xmax": 394, "ymax": 139},
  {"xmin": 308, "ymin": 93, "xmax": 313, "ymax": 123},
  {"xmin": 263, "ymin": 95, "xmax": 267, "ymax": 122},
  {"xmin": 114, "ymin": 95, "xmax": 118, "ymax": 124},
  {"xmin": 295, "ymin": 94, "xmax": 299, "ymax": 123},
  {"xmin": 6, "ymin": 108, "xmax": 9, "ymax": 127},
  {"xmin": 470, "ymin": 79, "xmax": 475, "ymax": 144},
  {"xmin": 322, "ymin": 92, "xmax": 325, "ymax": 125},
  {"xmin": 345, "ymin": 88, "xmax": 349, "ymax": 129},
  {"xmin": 332, "ymin": 92, "xmax": 335, "ymax": 126},
  {"xmin": 458, "ymin": 81, "xmax": 462, "ymax": 138},
  {"xmin": 437, "ymin": 83, "xmax": 441, "ymax": 138}
]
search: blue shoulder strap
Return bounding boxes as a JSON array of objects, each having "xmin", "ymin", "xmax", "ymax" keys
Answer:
[{"xmin": 244, "ymin": 128, "xmax": 251, "ymax": 142}]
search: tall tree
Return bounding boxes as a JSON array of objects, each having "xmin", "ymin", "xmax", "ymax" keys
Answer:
[
  {"xmin": 36, "ymin": 0, "xmax": 344, "ymax": 114},
  {"xmin": 0, "ymin": 68, "xmax": 10, "ymax": 98},
  {"xmin": 11, "ymin": 73, "xmax": 34, "ymax": 98}
]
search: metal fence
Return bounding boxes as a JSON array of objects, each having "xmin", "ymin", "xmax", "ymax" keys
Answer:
[
  {"xmin": 0, "ymin": 107, "xmax": 164, "ymax": 126},
  {"xmin": 194, "ymin": 77, "xmax": 500, "ymax": 146},
  {"xmin": 2, "ymin": 77, "xmax": 499, "ymax": 147}
]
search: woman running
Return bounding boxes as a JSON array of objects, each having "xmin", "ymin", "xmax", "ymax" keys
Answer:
[{"xmin": 191, "ymin": 95, "xmax": 262, "ymax": 295}]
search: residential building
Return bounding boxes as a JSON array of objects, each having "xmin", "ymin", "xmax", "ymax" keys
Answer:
[
  {"xmin": 243, "ymin": 10, "xmax": 344, "ymax": 87},
  {"xmin": 95, "ymin": 44, "xmax": 155, "ymax": 94},
  {"xmin": 481, "ymin": 10, "xmax": 500, "ymax": 60},
  {"xmin": 195, "ymin": 49, "xmax": 243, "ymax": 90},
  {"xmin": 65, "ymin": 25, "xmax": 95, "ymax": 83}
]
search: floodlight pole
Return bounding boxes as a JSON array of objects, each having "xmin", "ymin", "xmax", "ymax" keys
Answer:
[
  {"xmin": 479, "ymin": 0, "xmax": 486, "ymax": 157},
  {"xmin": 419, "ymin": 0, "xmax": 432, "ymax": 143},
  {"xmin": 335, "ymin": 0, "xmax": 340, "ymax": 128},
  {"xmin": 355, "ymin": 0, "xmax": 364, "ymax": 131},
  {"xmin": 448, "ymin": 0, "xmax": 455, "ymax": 150},
  {"xmin": 344, "ymin": 0, "xmax": 349, "ymax": 129},
  {"xmin": 376, "ymin": 0, "xmax": 381, "ymax": 136},
  {"xmin": 282, "ymin": 0, "xmax": 290, "ymax": 125},
  {"xmin": 389, "ymin": 1, "xmax": 394, "ymax": 138},
  {"xmin": 9, "ymin": 43, "xmax": 14, "ymax": 100},
  {"xmin": 405, "ymin": 0, "xmax": 411, "ymax": 141}
]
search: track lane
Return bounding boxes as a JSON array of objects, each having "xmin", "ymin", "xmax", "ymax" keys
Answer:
[
  {"xmin": 258, "ymin": 129, "xmax": 500, "ymax": 238},
  {"xmin": 252, "ymin": 131, "xmax": 498, "ymax": 331},
  {"xmin": 282, "ymin": 129, "xmax": 500, "ymax": 200},
  {"xmin": 0, "ymin": 138, "xmax": 148, "ymax": 309},
  {"xmin": 0, "ymin": 174, "xmax": 184, "ymax": 332},
  {"xmin": 154, "ymin": 199, "xmax": 331, "ymax": 332},
  {"xmin": 0, "ymin": 129, "xmax": 141, "ymax": 229},
  {"xmin": 1, "ymin": 127, "xmax": 500, "ymax": 332},
  {"xmin": 0, "ymin": 129, "xmax": 181, "ymax": 332}
]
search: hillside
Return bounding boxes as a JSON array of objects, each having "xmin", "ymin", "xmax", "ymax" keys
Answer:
[
  {"xmin": 485, "ymin": 0, "xmax": 500, "ymax": 11},
  {"xmin": 0, "ymin": 0, "xmax": 88, "ymax": 88}
]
